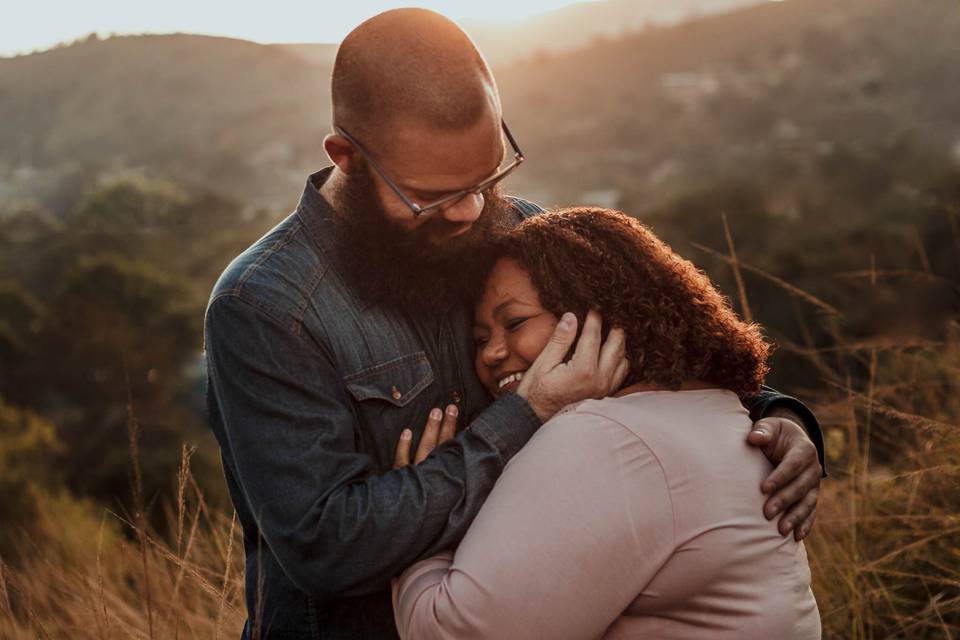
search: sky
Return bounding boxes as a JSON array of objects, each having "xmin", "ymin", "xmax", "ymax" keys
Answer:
[{"xmin": 1, "ymin": 0, "xmax": 598, "ymax": 57}]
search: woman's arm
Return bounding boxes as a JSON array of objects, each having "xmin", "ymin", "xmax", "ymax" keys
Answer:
[{"xmin": 392, "ymin": 410, "xmax": 675, "ymax": 640}]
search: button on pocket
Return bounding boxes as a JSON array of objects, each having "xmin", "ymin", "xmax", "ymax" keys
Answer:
[{"xmin": 344, "ymin": 352, "xmax": 434, "ymax": 408}]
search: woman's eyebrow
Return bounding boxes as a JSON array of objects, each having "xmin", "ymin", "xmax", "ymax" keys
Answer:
[{"xmin": 492, "ymin": 298, "xmax": 518, "ymax": 317}]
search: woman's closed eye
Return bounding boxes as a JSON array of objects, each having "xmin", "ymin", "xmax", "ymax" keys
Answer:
[{"xmin": 505, "ymin": 317, "xmax": 528, "ymax": 331}]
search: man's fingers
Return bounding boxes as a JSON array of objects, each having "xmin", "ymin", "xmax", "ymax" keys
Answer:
[
  {"xmin": 415, "ymin": 408, "xmax": 443, "ymax": 464},
  {"xmin": 794, "ymin": 505, "xmax": 818, "ymax": 541},
  {"xmin": 439, "ymin": 404, "xmax": 458, "ymax": 443},
  {"xmin": 764, "ymin": 463, "xmax": 821, "ymax": 520},
  {"xmin": 610, "ymin": 357, "xmax": 630, "ymax": 394},
  {"xmin": 777, "ymin": 486, "xmax": 819, "ymax": 538},
  {"xmin": 761, "ymin": 449, "xmax": 810, "ymax": 513},
  {"xmin": 571, "ymin": 310, "xmax": 602, "ymax": 367},
  {"xmin": 393, "ymin": 429, "xmax": 413, "ymax": 469},
  {"xmin": 597, "ymin": 327, "xmax": 626, "ymax": 380},
  {"xmin": 530, "ymin": 312, "xmax": 578, "ymax": 372}
]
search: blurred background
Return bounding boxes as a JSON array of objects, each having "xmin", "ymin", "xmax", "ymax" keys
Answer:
[{"xmin": 1, "ymin": 0, "xmax": 959, "ymax": 637}]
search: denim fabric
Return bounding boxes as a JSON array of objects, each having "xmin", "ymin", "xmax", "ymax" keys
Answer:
[{"xmin": 204, "ymin": 168, "xmax": 824, "ymax": 639}]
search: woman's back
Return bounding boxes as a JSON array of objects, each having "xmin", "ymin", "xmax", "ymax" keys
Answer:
[
  {"xmin": 586, "ymin": 389, "xmax": 820, "ymax": 638},
  {"xmin": 393, "ymin": 389, "xmax": 820, "ymax": 639}
]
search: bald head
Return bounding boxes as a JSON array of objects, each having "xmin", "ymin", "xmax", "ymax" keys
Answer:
[{"xmin": 331, "ymin": 9, "xmax": 500, "ymax": 147}]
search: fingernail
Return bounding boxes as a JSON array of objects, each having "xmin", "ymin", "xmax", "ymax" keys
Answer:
[
  {"xmin": 430, "ymin": 408, "xmax": 442, "ymax": 420},
  {"xmin": 446, "ymin": 404, "xmax": 458, "ymax": 416},
  {"xmin": 770, "ymin": 501, "xmax": 782, "ymax": 516},
  {"xmin": 752, "ymin": 428, "xmax": 767, "ymax": 437},
  {"xmin": 401, "ymin": 429, "xmax": 412, "ymax": 440},
  {"xmin": 762, "ymin": 481, "xmax": 776, "ymax": 493},
  {"xmin": 558, "ymin": 313, "xmax": 575, "ymax": 330}
]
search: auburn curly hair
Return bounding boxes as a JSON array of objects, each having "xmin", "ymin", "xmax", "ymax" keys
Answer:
[{"xmin": 491, "ymin": 207, "xmax": 771, "ymax": 398}]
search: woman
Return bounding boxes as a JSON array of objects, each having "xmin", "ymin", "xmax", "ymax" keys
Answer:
[{"xmin": 391, "ymin": 207, "xmax": 820, "ymax": 639}]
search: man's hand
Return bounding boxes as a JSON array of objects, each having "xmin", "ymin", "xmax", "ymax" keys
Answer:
[
  {"xmin": 516, "ymin": 310, "xmax": 629, "ymax": 423},
  {"xmin": 747, "ymin": 413, "xmax": 822, "ymax": 541},
  {"xmin": 393, "ymin": 404, "xmax": 458, "ymax": 468}
]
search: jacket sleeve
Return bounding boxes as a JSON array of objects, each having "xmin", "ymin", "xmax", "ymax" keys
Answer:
[
  {"xmin": 204, "ymin": 294, "xmax": 541, "ymax": 600},
  {"xmin": 743, "ymin": 385, "xmax": 826, "ymax": 476}
]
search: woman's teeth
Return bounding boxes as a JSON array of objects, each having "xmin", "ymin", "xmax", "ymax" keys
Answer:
[{"xmin": 497, "ymin": 372, "xmax": 525, "ymax": 389}]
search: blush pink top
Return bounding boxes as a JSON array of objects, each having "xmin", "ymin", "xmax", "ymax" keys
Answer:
[{"xmin": 392, "ymin": 389, "xmax": 820, "ymax": 639}]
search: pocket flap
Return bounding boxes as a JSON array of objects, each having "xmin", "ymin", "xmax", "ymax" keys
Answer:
[{"xmin": 344, "ymin": 352, "xmax": 434, "ymax": 407}]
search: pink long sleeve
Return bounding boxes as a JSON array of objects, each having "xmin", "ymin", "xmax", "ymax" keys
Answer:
[
  {"xmin": 392, "ymin": 390, "xmax": 820, "ymax": 639},
  {"xmin": 392, "ymin": 410, "xmax": 675, "ymax": 640}
]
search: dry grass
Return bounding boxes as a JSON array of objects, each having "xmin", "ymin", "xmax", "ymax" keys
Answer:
[{"xmin": 0, "ymin": 452, "xmax": 246, "ymax": 639}]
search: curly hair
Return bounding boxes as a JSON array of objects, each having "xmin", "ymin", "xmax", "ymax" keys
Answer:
[{"xmin": 492, "ymin": 207, "xmax": 771, "ymax": 398}]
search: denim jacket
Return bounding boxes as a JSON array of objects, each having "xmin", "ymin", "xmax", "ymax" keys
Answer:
[{"xmin": 204, "ymin": 168, "xmax": 825, "ymax": 639}]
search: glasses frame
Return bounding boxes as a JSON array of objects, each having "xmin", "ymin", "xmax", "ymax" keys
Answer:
[{"xmin": 335, "ymin": 119, "xmax": 525, "ymax": 217}]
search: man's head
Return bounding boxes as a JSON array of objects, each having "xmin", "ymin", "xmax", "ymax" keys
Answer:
[
  {"xmin": 324, "ymin": 8, "xmax": 508, "ymax": 244},
  {"xmin": 324, "ymin": 9, "xmax": 518, "ymax": 310}
]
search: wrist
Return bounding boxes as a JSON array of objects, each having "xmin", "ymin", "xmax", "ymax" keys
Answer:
[{"xmin": 516, "ymin": 389, "xmax": 555, "ymax": 423}]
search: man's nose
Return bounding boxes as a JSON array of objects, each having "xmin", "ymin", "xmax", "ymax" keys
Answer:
[{"xmin": 441, "ymin": 191, "xmax": 484, "ymax": 224}]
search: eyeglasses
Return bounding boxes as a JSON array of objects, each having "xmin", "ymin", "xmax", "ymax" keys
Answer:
[{"xmin": 335, "ymin": 119, "xmax": 525, "ymax": 217}]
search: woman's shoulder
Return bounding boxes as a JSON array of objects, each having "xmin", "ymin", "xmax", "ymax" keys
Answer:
[
  {"xmin": 568, "ymin": 388, "xmax": 749, "ymax": 434},
  {"xmin": 536, "ymin": 389, "xmax": 756, "ymax": 475}
]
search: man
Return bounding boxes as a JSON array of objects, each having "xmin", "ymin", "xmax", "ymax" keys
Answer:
[{"xmin": 204, "ymin": 9, "xmax": 825, "ymax": 639}]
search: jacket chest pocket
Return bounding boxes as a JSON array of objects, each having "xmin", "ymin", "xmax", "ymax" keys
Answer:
[
  {"xmin": 344, "ymin": 351, "xmax": 435, "ymax": 406},
  {"xmin": 344, "ymin": 352, "xmax": 435, "ymax": 466}
]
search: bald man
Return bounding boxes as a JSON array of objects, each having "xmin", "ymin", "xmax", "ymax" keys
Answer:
[{"xmin": 204, "ymin": 9, "xmax": 825, "ymax": 639}]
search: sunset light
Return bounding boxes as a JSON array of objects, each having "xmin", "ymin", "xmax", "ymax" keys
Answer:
[{"xmin": 2, "ymin": 0, "xmax": 601, "ymax": 57}]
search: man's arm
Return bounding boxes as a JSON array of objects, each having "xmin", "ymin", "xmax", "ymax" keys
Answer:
[{"xmin": 204, "ymin": 298, "xmax": 622, "ymax": 601}]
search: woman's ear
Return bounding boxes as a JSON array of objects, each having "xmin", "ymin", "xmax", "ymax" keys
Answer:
[{"xmin": 323, "ymin": 133, "xmax": 358, "ymax": 174}]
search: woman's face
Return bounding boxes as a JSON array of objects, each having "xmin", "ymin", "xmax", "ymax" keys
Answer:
[{"xmin": 473, "ymin": 257, "xmax": 559, "ymax": 398}]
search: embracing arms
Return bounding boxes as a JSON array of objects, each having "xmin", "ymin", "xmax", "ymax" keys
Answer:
[{"xmin": 203, "ymin": 296, "xmax": 622, "ymax": 599}]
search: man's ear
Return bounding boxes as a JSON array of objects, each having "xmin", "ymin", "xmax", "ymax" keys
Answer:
[{"xmin": 323, "ymin": 133, "xmax": 358, "ymax": 173}]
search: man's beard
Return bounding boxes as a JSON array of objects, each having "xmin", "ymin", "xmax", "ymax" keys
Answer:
[{"xmin": 332, "ymin": 164, "xmax": 512, "ymax": 312}]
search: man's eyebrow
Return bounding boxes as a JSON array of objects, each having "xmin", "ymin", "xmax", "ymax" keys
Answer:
[{"xmin": 403, "ymin": 148, "xmax": 507, "ymax": 196}]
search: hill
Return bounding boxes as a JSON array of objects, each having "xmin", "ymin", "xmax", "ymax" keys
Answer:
[
  {"xmin": 0, "ymin": 0, "xmax": 958, "ymax": 214},
  {"xmin": 462, "ymin": 0, "xmax": 762, "ymax": 65},
  {"xmin": 496, "ymin": 0, "xmax": 960, "ymax": 208},
  {"xmin": 0, "ymin": 34, "xmax": 332, "ymax": 210}
]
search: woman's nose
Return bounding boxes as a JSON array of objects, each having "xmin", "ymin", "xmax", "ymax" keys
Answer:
[{"xmin": 480, "ymin": 335, "xmax": 508, "ymax": 367}]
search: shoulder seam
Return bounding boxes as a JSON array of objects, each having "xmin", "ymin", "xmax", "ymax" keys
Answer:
[
  {"xmin": 570, "ymin": 409, "xmax": 679, "ymax": 551},
  {"xmin": 207, "ymin": 288, "xmax": 301, "ymax": 339},
  {"xmin": 233, "ymin": 218, "xmax": 305, "ymax": 294}
]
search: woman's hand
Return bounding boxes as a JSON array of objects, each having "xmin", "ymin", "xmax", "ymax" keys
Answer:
[{"xmin": 393, "ymin": 404, "xmax": 459, "ymax": 468}]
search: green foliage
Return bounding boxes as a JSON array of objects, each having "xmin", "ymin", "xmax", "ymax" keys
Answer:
[
  {"xmin": 0, "ymin": 397, "xmax": 62, "ymax": 551},
  {"xmin": 73, "ymin": 173, "xmax": 188, "ymax": 230}
]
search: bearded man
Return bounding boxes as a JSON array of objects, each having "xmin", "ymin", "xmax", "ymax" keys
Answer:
[{"xmin": 204, "ymin": 9, "xmax": 825, "ymax": 639}]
